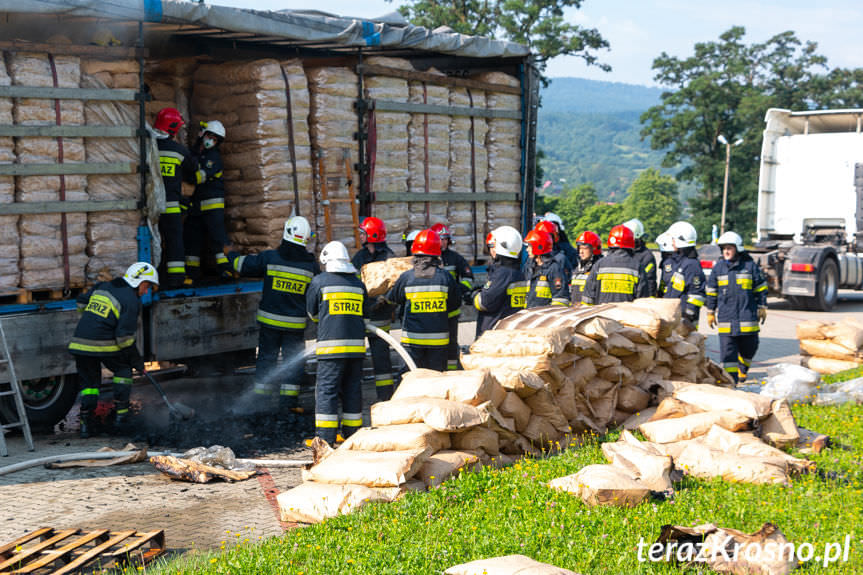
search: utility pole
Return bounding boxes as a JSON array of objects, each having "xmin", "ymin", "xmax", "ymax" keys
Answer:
[{"xmin": 717, "ymin": 134, "xmax": 743, "ymax": 235}]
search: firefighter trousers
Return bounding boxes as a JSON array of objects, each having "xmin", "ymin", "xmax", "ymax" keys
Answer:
[
  {"xmin": 255, "ymin": 326, "xmax": 305, "ymax": 410},
  {"xmin": 74, "ymin": 355, "xmax": 134, "ymax": 418},
  {"xmin": 184, "ymin": 205, "xmax": 230, "ymax": 277},
  {"xmin": 314, "ymin": 357, "xmax": 363, "ymax": 445},
  {"xmin": 159, "ymin": 212, "xmax": 185, "ymax": 285},
  {"xmin": 405, "ymin": 345, "xmax": 448, "ymax": 373},
  {"xmin": 368, "ymin": 332, "xmax": 394, "ymax": 400},
  {"xmin": 719, "ymin": 334, "xmax": 759, "ymax": 384},
  {"xmin": 446, "ymin": 316, "xmax": 462, "ymax": 371}
]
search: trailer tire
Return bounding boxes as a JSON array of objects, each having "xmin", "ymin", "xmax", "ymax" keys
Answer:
[
  {"xmin": 808, "ymin": 258, "xmax": 839, "ymax": 311},
  {"xmin": 0, "ymin": 373, "xmax": 79, "ymax": 430}
]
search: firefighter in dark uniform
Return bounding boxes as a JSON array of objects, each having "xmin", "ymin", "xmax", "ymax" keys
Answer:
[
  {"xmin": 382, "ymin": 229, "xmax": 460, "ymax": 372},
  {"xmin": 582, "ymin": 225, "xmax": 646, "ymax": 305},
  {"xmin": 68, "ymin": 262, "xmax": 159, "ymax": 438},
  {"xmin": 543, "ymin": 212, "xmax": 578, "ymax": 269},
  {"xmin": 184, "ymin": 119, "xmax": 231, "ymax": 282},
  {"xmin": 662, "ymin": 221, "xmax": 707, "ymax": 328},
  {"xmin": 306, "ymin": 241, "xmax": 367, "ymax": 445},
  {"xmin": 227, "ymin": 216, "xmax": 318, "ymax": 420},
  {"xmin": 656, "ymin": 231, "xmax": 677, "ymax": 297},
  {"xmin": 154, "ymin": 108, "xmax": 196, "ymax": 289},
  {"xmin": 473, "ymin": 226, "xmax": 527, "ymax": 337},
  {"xmin": 570, "ymin": 230, "xmax": 602, "ymax": 305},
  {"xmin": 535, "ymin": 219, "xmax": 573, "ymax": 282},
  {"xmin": 352, "ymin": 216, "xmax": 397, "ymax": 399},
  {"xmin": 706, "ymin": 231, "xmax": 768, "ymax": 383},
  {"xmin": 431, "ymin": 222, "xmax": 474, "ymax": 371},
  {"xmin": 523, "ymin": 229, "xmax": 570, "ymax": 307},
  {"xmin": 403, "ymin": 229, "xmax": 419, "ymax": 257},
  {"xmin": 624, "ymin": 218, "xmax": 658, "ymax": 297}
]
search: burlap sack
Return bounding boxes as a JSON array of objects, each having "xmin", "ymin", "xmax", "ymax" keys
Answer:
[
  {"xmin": 675, "ymin": 441, "xmax": 790, "ymax": 485},
  {"xmin": 822, "ymin": 318, "xmax": 863, "ymax": 352},
  {"xmin": 523, "ymin": 414, "xmax": 563, "ymax": 447},
  {"xmin": 601, "ymin": 430, "xmax": 673, "ymax": 492},
  {"xmin": 463, "ymin": 355, "xmax": 562, "ymax": 390},
  {"xmin": 567, "ymin": 333, "xmax": 602, "ymax": 357},
  {"xmin": 598, "ymin": 364, "xmax": 634, "ymax": 386},
  {"xmin": 621, "ymin": 407, "xmax": 657, "ymax": 431},
  {"xmin": 759, "ymin": 400, "xmax": 800, "ymax": 449},
  {"xmin": 616, "ymin": 385, "xmax": 650, "ymax": 413},
  {"xmin": 548, "ymin": 464, "xmax": 650, "ymax": 508},
  {"xmin": 472, "ymin": 326, "xmax": 572, "ymax": 357},
  {"xmin": 638, "ymin": 410, "xmax": 751, "ymax": 443},
  {"xmin": 575, "ymin": 316, "xmax": 623, "ymax": 340},
  {"xmin": 277, "ymin": 482, "xmax": 399, "ymax": 524},
  {"xmin": 555, "ymin": 379, "xmax": 579, "ymax": 421},
  {"xmin": 490, "ymin": 369, "xmax": 545, "ymax": 398},
  {"xmin": 370, "ymin": 398, "xmax": 490, "ymax": 432},
  {"xmin": 673, "ymin": 383, "xmax": 772, "ymax": 420},
  {"xmin": 649, "ymin": 397, "xmax": 705, "ymax": 421},
  {"xmin": 524, "ymin": 388, "xmax": 569, "ymax": 433},
  {"xmin": 416, "ymin": 450, "xmax": 481, "ymax": 488},
  {"xmin": 497, "ymin": 391, "xmax": 532, "ymax": 432},
  {"xmin": 339, "ymin": 423, "xmax": 451, "ymax": 452},
  {"xmin": 596, "ymin": 304, "xmax": 662, "ymax": 340},
  {"xmin": 361, "ymin": 257, "xmax": 413, "ymax": 297},
  {"xmin": 621, "ymin": 344, "xmax": 656, "ymax": 372},
  {"xmin": 604, "ymin": 332, "xmax": 637, "ymax": 356},
  {"xmin": 451, "ymin": 426, "xmax": 500, "ymax": 455},
  {"xmin": 700, "ymin": 425, "xmax": 813, "ymax": 475},
  {"xmin": 303, "ymin": 447, "xmax": 432, "ymax": 487},
  {"xmin": 796, "ymin": 319, "xmax": 827, "ymax": 341},
  {"xmin": 799, "ymin": 338, "xmax": 863, "ymax": 361},
  {"xmin": 445, "ymin": 555, "xmax": 582, "ymax": 575},
  {"xmin": 392, "ymin": 368, "xmax": 506, "ymax": 407},
  {"xmin": 565, "ymin": 358, "xmax": 597, "ymax": 387},
  {"xmin": 800, "ymin": 355, "xmax": 861, "ymax": 374}
]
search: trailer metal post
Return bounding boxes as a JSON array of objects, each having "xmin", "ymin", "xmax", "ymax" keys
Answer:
[
  {"xmin": 519, "ymin": 58, "xmax": 539, "ymax": 235},
  {"xmin": 355, "ymin": 51, "xmax": 370, "ymax": 218}
]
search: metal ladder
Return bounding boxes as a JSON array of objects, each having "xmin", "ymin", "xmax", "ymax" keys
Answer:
[{"xmin": 0, "ymin": 319, "xmax": 34, "ymax": 456}]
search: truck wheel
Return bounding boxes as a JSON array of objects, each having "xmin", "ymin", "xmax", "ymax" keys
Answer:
[
  {"xmin": 809, "ymin": 258, "xmax": 839, "ymax": 311},
  {"xmin": 0, "ymin": 373, "xmax": 79, "ymax": 430}
]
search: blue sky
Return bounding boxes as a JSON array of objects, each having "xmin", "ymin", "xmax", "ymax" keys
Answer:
[{"xmin": 209, "ymin": 0, "xmax": 863, "ymax": 86}]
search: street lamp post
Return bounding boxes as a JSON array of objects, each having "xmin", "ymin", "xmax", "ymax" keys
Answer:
[{"xmin": 717, "ymin": 134, "xmax": 743, "ymax": 235}]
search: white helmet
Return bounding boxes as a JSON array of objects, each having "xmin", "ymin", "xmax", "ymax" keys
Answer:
[
  {"xmin": 623, "ymin": 218, "xmax": 645, "ymax": 240},
  {"xmin": 319, "ymin": 241, "xmax": 357, "ymax": 273},
  {"xmin": 656, "ymin": 232, "xmax": 675, "ymax": 253},
  {"xmin": 667, "ymin": 221, "xmax": 697, "ymax": 248},
  {"xmin": 491, "ymin": 226, "xmax": 523, "ymax": 259},
  {"xmin": 717, "ymin": 230, "xmax": 745, "ymax": 252},
  {"xmin": 283, "ymin": 215, "xmax": 312, "ymax": 246},
  {"xmin": 124, "ymin": 262, "xmax": 159, "ymax": 288},
  {"xmin": 201, "ymin": 119, "xmax": 226, "ymax": 139},
  {"xmin": 543, "ymin": 212, "xmax": 564, "ymax": 231},
  {"xmin": 404, "ymin": 230, "xmax": 420, "ymax": 243}
]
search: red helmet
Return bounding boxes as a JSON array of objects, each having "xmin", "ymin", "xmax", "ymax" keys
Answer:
[
  {"xmin": 576, "ymin": 230, "xmax": 602, "ymax": 256},
  {"xmin": 486, "ymin": 232, "xmax": 494, "ymax": 248},
  {"xmin": 608, "ymin": 224, "xmax": 635, "ymax": 250},
  {"xmin": 430, "ymin": 222, "xmax": 451, "ymax": 240},
  {"xmin": 411, "ymin": 229, "xmax": 442, "ymax": 256},
  {"xmin": 359, "ymin": 217, "xmax": 386, "ymax": 243},
  {"xmin": 524, "ymin": 229, "xmax": 553, "ymax": 255},
  {"xmin": 154, "ymin": 107, "xmax": 184, "ymax": 136},
  {"xmin": 534, "ymin": 220, "xmax": 559, "ymax": 243}
]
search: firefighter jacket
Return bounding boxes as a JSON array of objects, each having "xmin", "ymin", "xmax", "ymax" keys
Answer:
[
  {"xmin": 582, "ymin": 248, "xmax": 645, "ymax": 305},
  {"xmin": 474, "ymin": 257, "xmax": 527, "ymax": 336},
  {"xmin": 706, "ymin": 253, "xmax": 768, "ymax": 336},
  {"xmin": 558, "ymin": 239, "xmax": 579, "ymax": 269},
  {"xmin": 229, "ymin": 240, "xmax": 319, "ymax": 332},
  {"xmin": 570, "ymin": 254, "xmax": 602, "ymax": 304},
  {"xmin": 352, "ymin": 242, "xmax": 396, "ymax": 327},
  {"xmin": 633, "ymin": 244, "xmax": 658, "ymax": 297},
  {"xmin": 657, "ymin": 253, "xmax": 678, "ymax": 297},
  {"xmin": 385, "ymin": 257, "xmax": 460, "ymax": 348},
  {"xmin": 524, "ymin": 254, "xmax": 570, "ymax": 307},
  {"xmin": 157, "ymin": 137, "xmax": 195, "ymax": 212},
  {"xmin": 192, "ymin": 146, "xmax": 225, "ymax": 209},
  {"xmin": 662, "ymin": 251, "xmax": 707, "ymax": 324},
  {"xmin": 441, "ymin": 247, "xmax": 474, "ymax": 317},
  {"xmin": 551, "ymin": 246, "xmax": 573, "ymax": 283},
  {"xmin": 69, "ymin": 278, "xmax": 142, "ymax": 358},
  {"xmin": 306, "ymin": 271, "xmax": 367, "ymax": 359}
]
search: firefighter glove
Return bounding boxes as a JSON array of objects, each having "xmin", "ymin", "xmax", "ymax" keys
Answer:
[
  {"xmin": 758, "ymin": 306, "xmax": 767, "ymax": 324},
  {"xmin": 707, "ymin": 310, "xmax": 717, "ymax": 329},
  {"xmin": 370, "ymin": 295, "xmax": 389, "ymax": 314}
]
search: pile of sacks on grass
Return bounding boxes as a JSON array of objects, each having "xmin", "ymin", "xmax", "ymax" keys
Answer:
[{"xmin": 797, "ymin": 318, "xmax": 863, "ymax": 374}]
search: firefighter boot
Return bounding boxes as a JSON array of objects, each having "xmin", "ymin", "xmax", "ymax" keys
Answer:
[
  {"xmin": 113, "ymin": 412, "xmax": 132, "ymax": 436},
  {"xmin": 79, "ymin": 411, "xmax": 96, "ymax": 439}
]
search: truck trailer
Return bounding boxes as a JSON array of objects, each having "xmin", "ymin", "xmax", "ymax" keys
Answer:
[{"xmin": 0, "ymin": 0, "xmax": 538, "ymax": 428}]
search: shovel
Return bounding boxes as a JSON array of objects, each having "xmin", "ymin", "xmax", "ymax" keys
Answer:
[{"xmin": 142, "ymin": 371, "xmax": 196, "ymax": 420}]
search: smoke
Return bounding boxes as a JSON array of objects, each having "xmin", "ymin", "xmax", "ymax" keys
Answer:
[{"xmin": 229, "ymin": 348, "xmax": 315, "ymax": 416}]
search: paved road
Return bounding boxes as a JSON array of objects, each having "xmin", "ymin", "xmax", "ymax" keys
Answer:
[{"xmin": 3, "ymin": 292, "xmax": 863, "ymax": 555}]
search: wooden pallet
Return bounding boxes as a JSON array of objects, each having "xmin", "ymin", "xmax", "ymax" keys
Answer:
[
  {"xmin": 0, "ymin": 285, "xmax": 86, "ymax": 305},
  {"xmin": 0, "ymin": 528, "xmax": 165, "ymax": 574}
]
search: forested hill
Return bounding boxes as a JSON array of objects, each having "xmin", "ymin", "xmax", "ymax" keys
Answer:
[{"xmin": 538, "ymin": 77, "xmax": 674, "ymax": 201}]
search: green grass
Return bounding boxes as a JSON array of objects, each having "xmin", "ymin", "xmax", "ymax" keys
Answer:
[
  {"xmin": 155, "ymin": 404, "xmax": 863, "ymax": 575},
  {"xmin": 823, "ymin": 366, "xmax": 863, "ymax": 384}
]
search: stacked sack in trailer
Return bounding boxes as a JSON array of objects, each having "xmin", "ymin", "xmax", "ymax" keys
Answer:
[{"xmin": 0, "ymin": 58, "xmax": 17, "ymax": 291}]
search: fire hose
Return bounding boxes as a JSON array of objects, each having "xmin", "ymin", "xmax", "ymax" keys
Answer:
[{"xmin": 365, "ymin": 321, "xmax": 417, "ymax": 372}]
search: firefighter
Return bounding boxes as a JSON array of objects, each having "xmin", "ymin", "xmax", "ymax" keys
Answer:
[
  {"xmin": 582, "ymin": 225, "xmax": 645, "ymax": 305},
  {"xmin": 306, "ymin": 241, "xmax": 367, "ymax": 445},
  {"xmin": 662, "ymin": 221, "xmax": 706, "ymax": 329},
  {"xmin": 570, "ymin": 230, "xmax": 602, "ymax": 305},
  {"xmin": 431, "ymin": 222, "xmax": 474, "ymax": 370},
  {"xmin": 523, "ymin": 229, "xmax": 570, "ymax": 307},
  {"xmin": 381, "ymin": 229, "xmax": 460, "ymax": 372},
  {"xmin": 154, "ymin": 108, "xmax": 196, "ymax": 289},
  {"xmin": 623, "ymin": 218, "xmax": 658, "ymax": 297},
  {"xmin": 184, "ymin": 119, "xmax": 231, "ymax": 282},
  {"xmin": 403, "ymin": 229, "xmax": 419, "ymax": 256},
  {"xmin": 473, "ymin": 226, "xmax": 527, "ymax": 337},
  {"xmin": 656, "ymin": 231, "xmax": 677, "ymax": 297},
  {"xmin": 534, "ymin": 219, "xmax": 573, "ymax": 282},
  {"xmin": 352, "ymin": 217, "xmax": 397, "ymax": 399},
  {"xmin": 706, "ymin": 231, "xmax": 768, "ymax": 383},
  {"xmin": 543, "ymin": 212, "xmax": 578, "ymax": 268},
  {"xmin": 68, "ymin": 262, "xmax": 159, "ymax": 438},
  {"xmin": 227, "ymin": 216, "xmax": 318, "ymax": 420}
]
